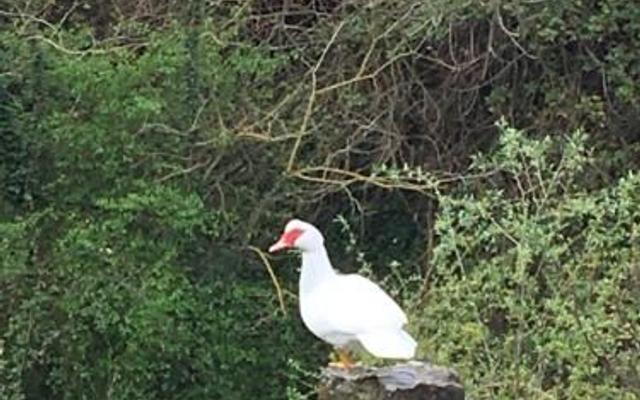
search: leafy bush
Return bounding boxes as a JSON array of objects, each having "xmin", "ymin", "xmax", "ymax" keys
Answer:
[
  {"xmin": 414, "ymin": 124, "xmax": 640, "ymax": 399},
  {"xmin": 0, "ymin": 185, "xmax": 321, "ymax": 400},
  {"xmin": 0, "ymin": 13, "xmax": 319, "ymax": 400}
]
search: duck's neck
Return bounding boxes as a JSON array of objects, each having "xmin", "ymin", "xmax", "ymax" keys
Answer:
[{"xmin": 300, "ymin": 247, "xmax": 336, "ymax": 295}]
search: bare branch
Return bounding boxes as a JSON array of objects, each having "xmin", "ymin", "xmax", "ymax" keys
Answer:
[
  {"xmin": 249, "ymin": 246, "xmax": 287, "ymax": 315},
  {"xmin": 286, "ymin": 20, "xmax": 346, "ymax": 171}
]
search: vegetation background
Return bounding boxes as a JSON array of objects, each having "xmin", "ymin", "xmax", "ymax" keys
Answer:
[{"xmin": 1, "ymin": 1, "xmax": 639, "ymax": 399}]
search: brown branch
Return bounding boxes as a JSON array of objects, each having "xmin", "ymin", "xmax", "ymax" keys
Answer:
[
  {"xmin": 316, "ymin": 50, "xmax": 415, "ymax": 95},
  {"xmin": 286, "ymin": 20, "xmax": 346, "ymax": 172},
  {"xmin": 249, "ymin": 245, "xmax": 287, "ymax": 315}
]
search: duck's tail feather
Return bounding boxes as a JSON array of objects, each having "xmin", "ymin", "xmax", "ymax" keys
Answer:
[{"xmin": 357, "ymin": 329, "xmax": 417, "ymax": 359}]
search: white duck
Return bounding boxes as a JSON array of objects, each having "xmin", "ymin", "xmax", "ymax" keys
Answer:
[{"xmin": 269, "ymin": 219, "xmax": 417, "ymax": 367}]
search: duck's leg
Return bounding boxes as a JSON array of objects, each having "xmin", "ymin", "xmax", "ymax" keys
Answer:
[{"xmin": 328, "ymin": 348, "xmax": 355, "ymax": 369}]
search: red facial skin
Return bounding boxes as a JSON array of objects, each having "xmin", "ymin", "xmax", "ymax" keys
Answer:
[
  {"xmin": 269, "ymin": 228, "xmax": 304, "ymax": 252},
  {"xmin": 279, "ymin": 228, "xmax": 304, "ymax": 247}
]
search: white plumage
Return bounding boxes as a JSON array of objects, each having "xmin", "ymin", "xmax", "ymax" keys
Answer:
[{"xmin": 269, "ymin": 219, "xmax": 417, "ymax": 361}]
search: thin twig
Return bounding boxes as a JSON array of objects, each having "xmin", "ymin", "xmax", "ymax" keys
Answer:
[
  {"xmin": 286, "ymin": 20, "xmax": 346, "ymax": 171},
  {"xmin": 157, "ymin": 161, "xmax": 207, "ymax": 182},
  {"xmin": 249, "ymin": 245, "xmax": 287, "ymax": 315},
  {"xmin": 316, "ymin": 51, "xmax": 415, "ymax": 95},
  {"xmin": 28, "ymin": 35, "xmax": 145, "ymax": 55}
]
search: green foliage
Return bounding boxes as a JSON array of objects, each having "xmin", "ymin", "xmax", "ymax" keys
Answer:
[
  {"xmin": 0, "ymin": 9, "xmax": 315, "ymax": 400},
  {"xmin": 0, "ymin": 185, "xmax": 320, "ymax": 400},
  {"xmin": 414, "ymin": 125, "xmax": 640, "ymax": 399}
]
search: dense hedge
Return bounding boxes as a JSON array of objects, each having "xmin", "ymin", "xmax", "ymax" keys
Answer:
[{"xmin": 1, "ymin": 1, "xmax": 638, "ymax": 399}]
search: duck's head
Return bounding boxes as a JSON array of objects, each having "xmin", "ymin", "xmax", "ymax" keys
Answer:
[{"xmin": 268, "ymin": 219, "xmax": 324, "ymax": 253}]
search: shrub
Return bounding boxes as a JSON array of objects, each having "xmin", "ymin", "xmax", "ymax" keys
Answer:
[{"xmin": 414, "ymin": 124, "xmax": 640, "ymax": 399}]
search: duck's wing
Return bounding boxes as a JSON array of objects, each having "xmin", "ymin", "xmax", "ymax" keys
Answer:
[{"xmin": 317, "ymin": 273, "xmax": 408, "ymax": 335}]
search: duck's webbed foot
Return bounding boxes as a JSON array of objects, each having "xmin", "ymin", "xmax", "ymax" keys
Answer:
[{"xmin": 328, "ymin": 348, "xmax": 356, "ymax": 369}]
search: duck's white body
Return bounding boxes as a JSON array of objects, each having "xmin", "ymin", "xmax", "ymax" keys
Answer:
[{"xmin": 271, "ymin": 219, "xmax": 417, "ymax": 360}]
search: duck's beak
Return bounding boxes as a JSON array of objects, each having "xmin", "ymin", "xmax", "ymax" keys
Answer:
[{"xmin": 268, "ymin": 237, "xmax": 288, "ymax": 253}]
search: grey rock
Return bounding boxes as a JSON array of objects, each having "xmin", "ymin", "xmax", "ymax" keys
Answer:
[{"xmin": 318, "ymin": 361, "xmax": 464, "ymax": 400}]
